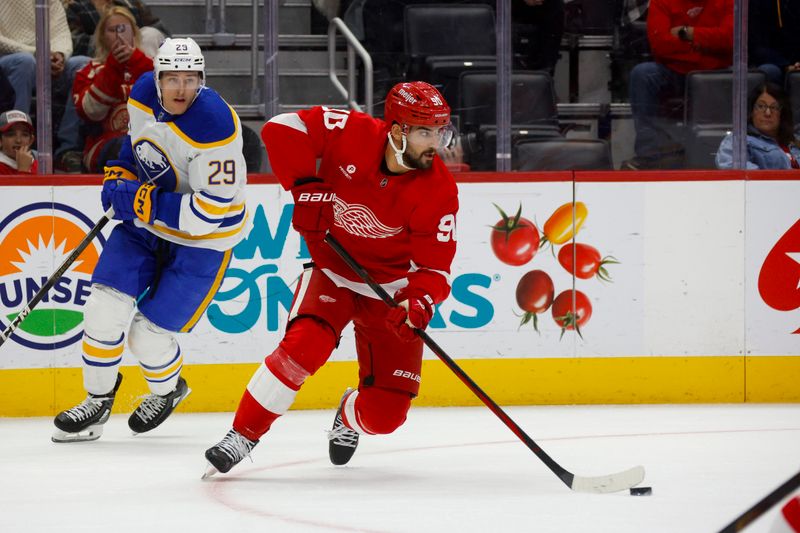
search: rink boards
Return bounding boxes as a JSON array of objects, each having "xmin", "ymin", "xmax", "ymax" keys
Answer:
[{"xmin": 0, "ymin": 171, "xmax": 798, "ymax": 416}]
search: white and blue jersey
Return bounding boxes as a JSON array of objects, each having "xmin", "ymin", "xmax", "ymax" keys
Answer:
[
  {"xmin": 90, "ymin": 73, "xmax": 247, "ymax": 333},
  {"xmin": 110, "ymin": 71, "xmax": 249, "ymax": 251}
]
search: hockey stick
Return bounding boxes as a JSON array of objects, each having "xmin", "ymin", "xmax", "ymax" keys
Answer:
[
  {"xmin": 0, "ymin": 206, "xmax": 114, "ymax": 348},
  {"xmin": 324, "ymin": 233, "xmax": 645, "ymax": 494},
  {"xmin": 717, "ymin": 469, "xmax": 800, "ymax": 532}
]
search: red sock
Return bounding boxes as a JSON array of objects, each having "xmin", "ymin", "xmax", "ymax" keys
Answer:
[{"xmin": 233, "ymin": 389, "xmax": 280, "ymax": 442}]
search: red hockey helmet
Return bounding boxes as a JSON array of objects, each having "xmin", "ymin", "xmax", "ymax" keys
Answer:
[{"xmin": 384, "ymin": 81, "xmax": 451, "ymax": 128}]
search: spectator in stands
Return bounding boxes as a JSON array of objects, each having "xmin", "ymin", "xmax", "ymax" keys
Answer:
[
  {"xmin": 621, "ymin": 0, "xmax": 733, "ymax": 170},
  {"xmin": 512, "ymin": 0, "xmax": 564, "ymax": 77},
  {"xmin": 716, "ymin": 82, "xmax": 800, "ymax": 170},
  {"xmin": 0, "ymin": 72, "xmax": 15, "ymax": 113},
  {"xmin": 0, "ymin": 0, "xmax": 90, "ymax": 173},
  {"xmin": 0, "ymin": 1, "xmax": 75, "ymax": 116},
  {"xmin": 64, "ymin": 0, "xmax": 169, "ymax": 59},
  {"xmin": 73, "ymin": 6, "xmax": 153, "ymax": 173},
  {"xmin": 748, "ymin": 0, "xmax": 800, "ymax": 86},
  {"xmin": 0, "ymin": 110, "xmax": 38, "ymax": 175}
]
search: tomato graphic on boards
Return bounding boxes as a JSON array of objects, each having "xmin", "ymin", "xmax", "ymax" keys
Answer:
[
  {"xmin": 558, "ymin": 243, "xmax": 618, "ymax": 281},
  {"xmin": 758, "ymin": 218, "xmax": 800, "ymax": 333},
  {"xmin": 515, "ymin": 270, "xmax": 555, "ymax": 331},
  {"xmin": 488, "ymin": 200, "xmax": 615, "ymax": 340},
  {"xmin": 542, "ymin": 201, "xmax": 587, "ymax": 248},
  {"xmin": 551, "ymin": 289, "xmax": 593, "ymax": 338},
  {"xmin": 490, "ymin": 204, "xmax": 540, "ymax": 266}
]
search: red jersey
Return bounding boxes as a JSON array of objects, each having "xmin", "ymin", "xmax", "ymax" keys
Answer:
[
  {"xmin": 0, "ymin": 153, "xmax": 38, "ymax": 174},
  {"xmin": 262, "ymin": 106, "xmax": 459, "ymax": 304},
  {"xmin": 647, "ymin": 0, "xmax": 733, "ymax": 74},
  {"xmin": 73, "ymin": 49, "xmax": 153, "ymax": 171}
]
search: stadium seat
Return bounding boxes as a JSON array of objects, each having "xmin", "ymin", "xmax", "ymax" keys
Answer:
[
  {"xmin": 684, "ymin": 69, "xmax": 766, "ymax": 168},
  {"xmin": 425, "ymin": 57, "xmax": 497, "ymax": 111},
  {"xmin": 458, "ymin": 71, "xmax": 559, "ymax": 129},
  {"xmin": 467, "ymin": 126, "xmax": 563, "ymax": 171},
  {"xmin": 404, "ymin": 4, "xmax": 496, "ymax": 81},
  {"xmin": 685, "ymin": 70, "xmax": 766, "ymax": 128},
  {"xmin": 456, "ymin": 71, "xmax": 562, "ymax": 170},
  {"xmin": 514, "ymin": 138, "xmax": 612, "ymax": 171}
]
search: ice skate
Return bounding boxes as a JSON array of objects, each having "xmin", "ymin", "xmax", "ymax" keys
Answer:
[
  {"xmin": 128, "ymin": 376, "xmax": 191, "ymax": 434},
  {"xmin": 203, "ymin": 429, "xmax": 259, "ymax": 478},
  {"xmin": 53, "ymin": 373, "xmax": 123, "ymax": 443},
  {"xmin": 328, "ymin": 388, "xmax": 360, "ymax": 465}
]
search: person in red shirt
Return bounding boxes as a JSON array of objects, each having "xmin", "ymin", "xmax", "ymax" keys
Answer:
[
  {"xmin": 0, "ymin": 110, "xmax": 37, "ymax": 175},
  {"xmin": 204, "ymin": 81, "xmax": 459, "ymax": 476},
  {"xmin": 72, "ymin": 6, "xmax": 153, "ymax": 172},
  {"xmin": 621, "ymin": 0, "xmax": 733, "ymax": 170}
]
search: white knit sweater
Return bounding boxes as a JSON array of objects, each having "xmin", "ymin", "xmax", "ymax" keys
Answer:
[{"xmin": 0, "ymin": 0, "xmax": 73, "ymax": 58}]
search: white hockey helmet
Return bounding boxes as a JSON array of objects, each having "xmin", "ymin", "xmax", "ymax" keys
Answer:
[{"xmin": 154, "ymin": 37, "xmax": 205, "ymax": 106}]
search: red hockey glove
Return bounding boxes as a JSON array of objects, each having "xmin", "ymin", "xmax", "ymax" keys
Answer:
[
  {"xmin": 386, "ymin": 289, "xmax": 435, "ymax": 342},
  {"xmin": 291, "ymin": 177, "xmax": 334, "ymax": 242}
]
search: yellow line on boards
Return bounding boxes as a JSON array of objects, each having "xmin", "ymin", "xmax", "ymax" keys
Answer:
[{"xmin": 0, "ymin": 356, "xmax": 797, "ymax": 417}]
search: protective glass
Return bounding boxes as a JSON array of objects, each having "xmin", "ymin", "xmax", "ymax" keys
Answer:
[{"xmin": 406, "ymin": 124, "xmax": 455, "ymax": 149}]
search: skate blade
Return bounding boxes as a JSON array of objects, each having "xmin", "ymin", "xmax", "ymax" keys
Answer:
[
  {"xmin": 52, "ymin": 425, "xmax": 103, "ymax": 443},
  {"xmin": 201, "ymin": 463, "xmax": 219, "ymax": 480}
]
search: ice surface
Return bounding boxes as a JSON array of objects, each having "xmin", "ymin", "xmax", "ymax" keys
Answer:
[{"xmin": 1, "ymin": 404, "xmax": 798, "ymax": 532}]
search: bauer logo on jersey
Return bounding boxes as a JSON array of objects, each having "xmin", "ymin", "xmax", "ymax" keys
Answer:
[
  {"xmin": 133, "ymin": 139, "xmax": 178, "ymax": 191},
  {"xmin": 0, "ymin": 203, "xmax": 105, "ymax": 349},
  {"xmin": 392, "ymin": 369, "xmax": 421, "ymax": 383},
  {"xmin": 333, "ymin": 197, "xmax": 403, "ymax": 239}
]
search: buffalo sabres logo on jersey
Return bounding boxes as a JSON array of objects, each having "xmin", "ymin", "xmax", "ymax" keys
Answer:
[
  {"xmin": 132, "ymin": 139, "xmax": 178, "ymax": 191},
  {"xmin": 333, "ymin": 197, "xmax": 403, "ymax": 239}
]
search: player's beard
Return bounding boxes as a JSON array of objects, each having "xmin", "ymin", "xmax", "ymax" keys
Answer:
[{"xmin": 403, "ymin": 147, "xmax": 437, "ymax": 170}]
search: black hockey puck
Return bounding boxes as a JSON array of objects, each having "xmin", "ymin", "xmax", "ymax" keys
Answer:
[{"xmin": 630, "ymin": 486, "xmax": 653, "ymax": 496}]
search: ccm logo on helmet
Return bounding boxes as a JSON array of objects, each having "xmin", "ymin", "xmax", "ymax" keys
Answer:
[
  {"xmin": 297, "ymin": 192, "xmax": 335, "ymax": 202},
  {"xmin": 393, "ymin": 369, "xmax": 421, "ymax": 383}
]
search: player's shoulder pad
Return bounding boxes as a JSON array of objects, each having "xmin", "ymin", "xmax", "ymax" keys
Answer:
[
  {"xmin": 128, "ymin": 71, "xmax": 158, "ymax": 113},
  {"xmin": 350, "ymin": 110, "xmax": 386, "ymax": 134},
  {"xmin": 430, "ymin": 157, "xmax": 459, "ymax": 197},
  {"xmin": 171, "ymin": 88, "xmax": 239, "ymax": 147}
]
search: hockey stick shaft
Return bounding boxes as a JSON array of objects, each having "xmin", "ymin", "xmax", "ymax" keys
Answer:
[
  {"xmin": 324, "ymin": 233, "xmax": 582, "ymax": 489},
  {"xmin": 0, "ymin": 207, "xmax": 114, "ymax": 348},
  {"xmin": 718, "ymin": 469, "xmax": 800, "ymax": 533}
]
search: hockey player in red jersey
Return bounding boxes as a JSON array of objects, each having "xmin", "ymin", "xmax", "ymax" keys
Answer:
[{"xmin": 204, "ymin": 81, "xmax": 459, "ymax": 476}]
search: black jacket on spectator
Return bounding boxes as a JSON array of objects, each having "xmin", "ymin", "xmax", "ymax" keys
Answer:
[{"xmin": 748, "ymin": 0, "xmax": 800, "ymax": 70}]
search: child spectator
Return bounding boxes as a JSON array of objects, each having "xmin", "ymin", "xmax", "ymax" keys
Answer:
[
  {"xmin": 73, "ymin": 7, "xmax": 153, "ymax": 173},
  {"xmin": 0, "ymin": 110, "xmax": 37, "ymax": 174}
]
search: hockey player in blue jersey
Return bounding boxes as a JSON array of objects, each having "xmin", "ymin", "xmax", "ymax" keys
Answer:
[{"xmin": 53, "ymin": 37, "xmax": 248, "ymax": 442}]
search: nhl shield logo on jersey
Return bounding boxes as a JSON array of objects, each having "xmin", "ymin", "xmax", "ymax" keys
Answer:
[
  {"xmin": 0, "ymin": 203, "xmax": 104, "ymax": 349},
  {"xmin": 133, "ymin": 139, "xmax": 177, "ymax": 191}
]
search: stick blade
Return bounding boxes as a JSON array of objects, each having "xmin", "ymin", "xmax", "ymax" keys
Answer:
[{"xmin": 570, "ymin": 465, "xmax": 646, "ymax": 494}]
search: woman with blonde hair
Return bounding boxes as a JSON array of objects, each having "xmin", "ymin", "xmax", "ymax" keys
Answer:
[
  {"xmin": 72, "ymin": 6, "xmax": 153, "ymax": 172},
  {"xmin": 64, "ymin": 0, "xmax": 169, "ymax": 58}
]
